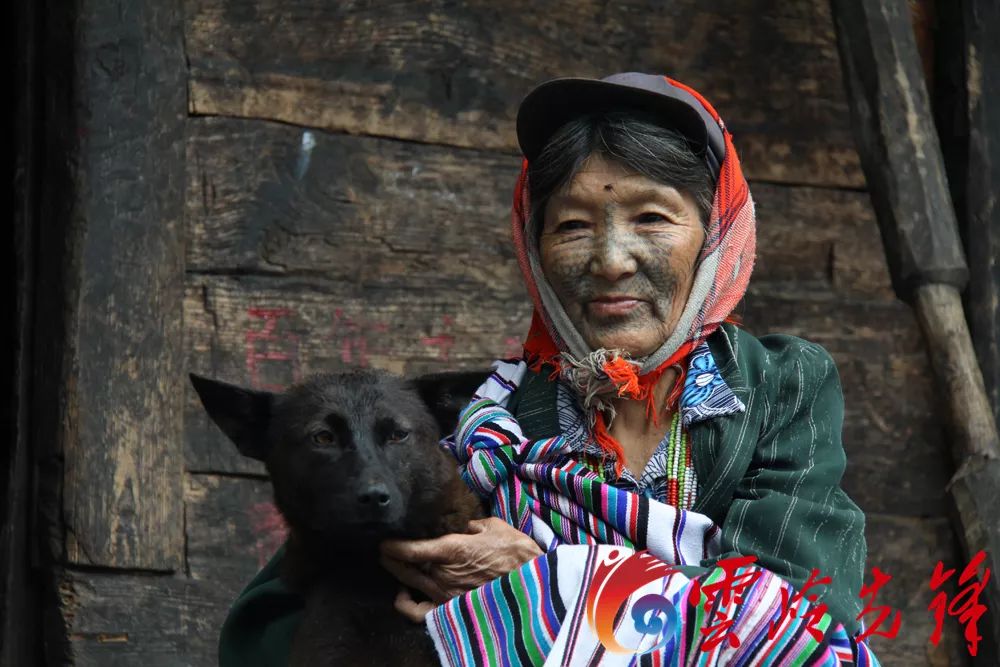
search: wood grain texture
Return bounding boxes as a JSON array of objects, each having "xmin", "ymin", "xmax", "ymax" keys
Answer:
[
  {"xmin": 57, "ymin": 475, "xmax": 283, "ymax": 666},
  {"xmin": 831, "ymin": 0, "xmax": 968, "ymax": 297},
  {"xmin": 863, "ymin": 514, "xmax": 966, "ymax": 667},
  {"xmin": 185, "ymin": 473, "xmax": 284, "ymax": 588},
  {"xmin": 913, "ymin": 285, "xmax": 1000, "ymax": 461},
  {"xmin": 59, "ymin": 569, "xmax": 229, "ymax": 667},
  {"xmin": 960, "ymin": 0, "xmax": 1000, "ymax": 437},
  {"xmin": 185, "ymin": 118, "xmax": 520, "ymax": 288},
  {"xmin": 186, "ymin": 118, "xmax": 888, "ymax": 297},
  {"xmin": 53, "ymin": 0, "xmax": 188, "ymax": 569},
  {"xmin": 184, "ymin": 0, "xmax": 863, "ymax": 187}
]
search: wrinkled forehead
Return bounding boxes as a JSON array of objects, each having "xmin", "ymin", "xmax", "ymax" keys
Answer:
[{"xmin": 546, "ymin": 161, "xmax": 691, "ymax": 211}]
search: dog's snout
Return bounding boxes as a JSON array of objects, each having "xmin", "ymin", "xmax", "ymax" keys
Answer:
[{"xmin": 358, "ymin": 483, "xmax": 392, "ymax": 508}]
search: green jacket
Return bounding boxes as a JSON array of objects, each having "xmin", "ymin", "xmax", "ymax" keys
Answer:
[{"xmin": 218, "ymin": 324, "xmax": 867, "ymax": 665}]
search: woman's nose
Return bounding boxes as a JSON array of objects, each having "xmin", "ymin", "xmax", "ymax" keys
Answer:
[{"xmin": 589, "ymin": 227, "xmax": 638, "ymax": 282}]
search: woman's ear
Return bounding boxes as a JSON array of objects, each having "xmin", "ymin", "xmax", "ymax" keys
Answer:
[
  {"xmin": 410, "ymin": 370, "xmax": 490, "ymax": 436},
  {"xmin": 189, "ymin": 373, "xmax": 275, "ymax": 461}
]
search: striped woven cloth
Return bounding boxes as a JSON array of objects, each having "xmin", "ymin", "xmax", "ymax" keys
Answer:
[
  {"xmin": 427, "ymin": 545, "xmax": 879, "ymax": 667},
  {"xmin": 426, "ymin": 361, "xmax": 881, "ymax": 667}
]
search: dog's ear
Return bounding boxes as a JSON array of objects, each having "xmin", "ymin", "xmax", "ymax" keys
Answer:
[
  {"xmin": 189, "ymin": 373, "xmax": 274, "ymax": 462},
  {"xmin": 410, "ymin": 370, "xmax": 490, "ymax": 436}
]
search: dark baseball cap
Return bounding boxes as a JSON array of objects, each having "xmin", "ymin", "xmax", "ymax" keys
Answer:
[{"xmin": 515, "ymin": 72, "xmax": 726, "ymax": 178}]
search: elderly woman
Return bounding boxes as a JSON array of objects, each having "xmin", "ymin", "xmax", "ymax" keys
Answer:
[{"xmin": 221, "ymin": 73, "xmax": 880, "ymax": 666}]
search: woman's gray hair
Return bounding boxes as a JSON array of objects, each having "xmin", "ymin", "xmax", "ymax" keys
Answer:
[{"xmin": 527, "ymin": 111, "xmax": 715, "ymax": 234}]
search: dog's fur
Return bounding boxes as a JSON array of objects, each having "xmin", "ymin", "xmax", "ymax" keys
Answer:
[{"xmin": 190, "ymin": 368, "xmax": 488, "ymax": 666}]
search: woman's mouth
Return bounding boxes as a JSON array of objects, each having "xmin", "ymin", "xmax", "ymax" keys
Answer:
[{"xmin": 587, "ymin": 296, "xmax": 643, "ymax": 317}]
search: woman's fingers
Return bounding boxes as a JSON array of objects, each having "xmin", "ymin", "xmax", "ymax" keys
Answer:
[
  {"xmin": 380, "ymin": 519, "xmax": 544, "ymax": 602},
  {"xmin": 470, "ymin": 517, "xmax": 544, "ymax": 561},
  {"xmin": 394, "ymin": 588, "xmax": 436, "ymax": 624},
  {"xmin": 379, "ymin": 555, "xmax": 450, "ymax": 603},
  {"xmin": 465, "ymin": 517, "xmax": 491, "ymax": 533}
]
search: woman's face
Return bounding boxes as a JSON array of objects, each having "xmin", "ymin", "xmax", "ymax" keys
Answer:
[{"xmin": 539, "ymin": 153, "xmax": 706, "ymax": 357}]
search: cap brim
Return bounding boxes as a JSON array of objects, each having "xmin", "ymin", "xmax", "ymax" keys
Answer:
[{"xmin": 516, "ymin": 77, "xmax": 716, "ymax": 168}]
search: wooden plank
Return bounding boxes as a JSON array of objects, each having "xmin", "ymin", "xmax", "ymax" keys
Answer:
[
  {"xmin": 186, "ymin": 117, "xmax": 889, "ymax": 299},
  {"xmin": 751, "ymin": 184, "xmax": 893, "ymax": 299},
  {"xmin": 185, "ymin": 117, "xmax": 520, "ymax": 289},
  {"xmin": 864, "ymin": 514, "xmax": 966, "ymax": 666},
  {"xmin": 830, "ymin": 0, "xmax": 967, "ymax": 299},
  {"xmin": 59, "ymin": 474, "xmax": 286, "ymax": 666},
  {"xmin": 59, "ymin": 569, "xmax": 228, "ymax": 667},
  {"xmin": 52, "ymin": 0, "xmax": 187, "ymax": 569},
  {"xmin": 183, "ymin": 0, "xmax": 863, "ymax": 187},
  {"xmin": 185, "ymin": 275, "xmax": 950, "ymax": 518},
  {"xmin": 185, "ymin": 474, "xmax": 284, "ymax": 588}
]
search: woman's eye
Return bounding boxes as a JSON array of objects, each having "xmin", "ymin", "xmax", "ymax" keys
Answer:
[
  {"xmin": 554, "ymin": 220, "xmax": 588, "ymax": 233},
  {"xmin": 312, "ymin": 430, "xmax": 335, "ymax": 446},
  {"xmin": 637, "ymin": 212, "xmax": 668, "ymax": 224},
  {"xmin": 388, "ymin": 429, "xmax": 410, "ymax": 443}
]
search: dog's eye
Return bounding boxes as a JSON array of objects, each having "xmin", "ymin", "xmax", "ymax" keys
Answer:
[
  {"xmin": 387, "ymin": 429, "xmax": 410, "ymax": 443},
  {"xmin": 312, "ymin": 430, "xmax": 335, "ymax": 446}
]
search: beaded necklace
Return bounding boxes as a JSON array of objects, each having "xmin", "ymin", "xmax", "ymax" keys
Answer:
[
  {"xmin": 664, "ymin": 410, "xmax": 697, "ymax": 510},
  {"xmin": 557, "ymin": 383, "xmax": 698, "ymax": 510}
]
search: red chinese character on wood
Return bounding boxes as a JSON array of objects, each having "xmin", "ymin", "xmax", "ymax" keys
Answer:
[
  {"xmin": 767, "ymin": 568, "xmax": 832, "ymax": 641},
  {"xmin": 929, "ymin": 550, "xmax": 991, "ymax": 657},
  {"xmin": 421, "ymin": 315, "xmax": 456, "ymax": 361},
  {"xmin": 856, "ymin": 567, "xmax": 902, "ymax": 642},
  {"xmin": 245, "ymin": 307, "xmax": 300, "ymax": 391},
  {"xmin": 330, "ymin": 309, "xmax": 387, "ymax": 367},
  {"xmin": 691, "ymin": 555, "xmax": 760, "ymax": 651}
]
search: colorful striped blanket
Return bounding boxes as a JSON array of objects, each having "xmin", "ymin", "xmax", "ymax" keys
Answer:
[{"xmin": 425, "ymin": 361, "xmax": 881, "ymax": 666}]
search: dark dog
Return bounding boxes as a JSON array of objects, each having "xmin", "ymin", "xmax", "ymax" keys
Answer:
[{"xmin": 190, "ymin": 368, "xmax": 487, "ymax": 666}]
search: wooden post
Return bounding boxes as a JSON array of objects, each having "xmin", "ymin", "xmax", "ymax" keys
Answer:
[
  {"xmin": 960, "ymin": 0, "xmax": 1000, "ymax": 437},
  {"xmin": 34, "ymin": 0, "xmax": 187, "ymax": 572},
  {"xmin": 830, "ymin": 0, "xmax": 1000, "ymax": 662}
]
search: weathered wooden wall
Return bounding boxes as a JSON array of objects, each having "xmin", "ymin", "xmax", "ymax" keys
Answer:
[{"xmin": 39, "ymin": 1, "xmax": 973, "ymax": 665}]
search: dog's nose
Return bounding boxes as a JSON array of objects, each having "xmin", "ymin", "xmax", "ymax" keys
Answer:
[{"xmin": 358, "ymin": 484, "xmax": 391, "ymax": 508}]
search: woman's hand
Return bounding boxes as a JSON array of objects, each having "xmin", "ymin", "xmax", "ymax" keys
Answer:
[{"xmin": 380, "ymin": 517, "xmax": 543, "ymax": 622}]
